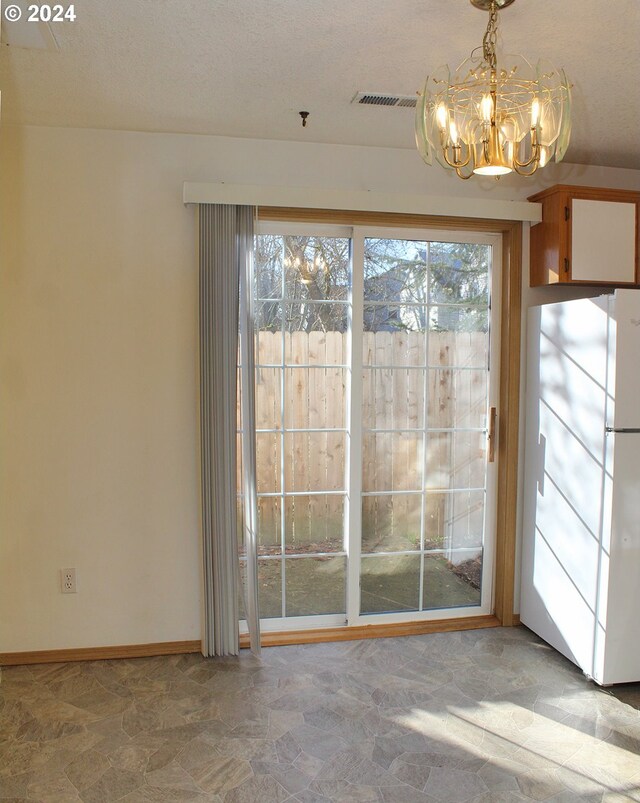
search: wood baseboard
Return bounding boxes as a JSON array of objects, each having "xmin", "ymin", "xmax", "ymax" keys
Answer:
[
  {"xmin": 1, "ymin": 616, "xmax": 522, "ymax": 665},
  {"xmin": 239, "ymin": 614, "xmax": 505, "ymax": 649},
  {"xmin": 0, "ymin": 640, "xmax": 201, "ymax": 667},
  {"xmin": 512, "ymin": 614, "xmax": 521, "ymax": 625}
]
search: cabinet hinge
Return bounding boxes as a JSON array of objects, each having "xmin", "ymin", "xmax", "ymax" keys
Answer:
[
  {"xmin": 564, "ymin": 206, "xmax": 570, "ymax": 221},
  {"xmin": 564, "ymin": 257, "xmax": 570, "ymax": 273}
]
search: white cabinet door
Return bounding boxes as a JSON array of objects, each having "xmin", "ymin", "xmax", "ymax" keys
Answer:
[{"xmin": 571, "ymin": 199, "xmax": 636, "ymax": 283}]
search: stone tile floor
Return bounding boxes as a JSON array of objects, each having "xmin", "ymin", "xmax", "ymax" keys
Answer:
[{"xmin": 2, "ymin": 626, "xmax": 640, "ymax": 802}]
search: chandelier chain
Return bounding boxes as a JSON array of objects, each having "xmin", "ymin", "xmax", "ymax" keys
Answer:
[{"xmin": 482, "ymin": 0, "xmax": 499, "ymax": 73}]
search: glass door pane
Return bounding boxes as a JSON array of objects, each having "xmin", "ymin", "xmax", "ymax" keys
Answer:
[
  {"xmin": 252, "ymin": 232, "xmax": 351, "ymax": 620},
  {"xmin": 360, "ymin": 236, "xmax": 492, "ymax": 615}
]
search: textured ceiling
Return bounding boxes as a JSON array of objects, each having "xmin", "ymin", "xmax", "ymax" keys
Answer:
[{"xmin": 1, "ymin": 0, "xmax": 639, "ymax": 169}]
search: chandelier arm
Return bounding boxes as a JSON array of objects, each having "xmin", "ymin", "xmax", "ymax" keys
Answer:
[
  {"xmin": 514, "ymin": 140, "xmax": 541, "ymax": 169},
  {"xmin": 455, "ymin": 166, "xmax": 475, "ymax": 180},
  {"xmin": 443, "ymin": 149, "xmax": 472, "ymax": 169},
  {"xmin": 513, "ymin": 160, "xmax": 540, "ymax": 177},
  {"xmin": 440, "ymin": 139, "xmax": 472, "ymax": 169}
]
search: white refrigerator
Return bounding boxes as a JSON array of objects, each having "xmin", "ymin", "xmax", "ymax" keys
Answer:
[{"xmin": 521, "ymin": 290, "xmax": 640, "ymax": 685}]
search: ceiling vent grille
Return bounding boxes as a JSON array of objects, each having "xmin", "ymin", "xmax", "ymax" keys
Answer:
[{"xmin": 352, "ymin": 91, "xmax": 417, "ymax": 109}]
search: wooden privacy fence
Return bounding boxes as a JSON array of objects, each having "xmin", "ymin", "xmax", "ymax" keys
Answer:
[{"xmin": 242, "ymin": 330, "xmax": 488, "ymax": 553}]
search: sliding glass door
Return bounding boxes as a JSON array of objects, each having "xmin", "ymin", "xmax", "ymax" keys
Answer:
[
  {"xmin": 355, "ymin": 233, "xmax": 495, "ymax": 621},
  {"xmin": 241, "ymin": 223, "xmax": 500, "ymax": 631}
]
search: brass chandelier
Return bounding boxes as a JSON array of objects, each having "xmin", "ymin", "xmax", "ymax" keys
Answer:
[{"xmin": 415, "ymin": 0, "xmax": 571, "ymax": 179}]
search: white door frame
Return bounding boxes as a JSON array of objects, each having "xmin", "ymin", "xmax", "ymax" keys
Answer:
[{"xmin": 244, "ymin": 223, "xmax": 502, "ymax": 633}]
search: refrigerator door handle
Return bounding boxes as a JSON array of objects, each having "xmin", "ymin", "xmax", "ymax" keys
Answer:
[{"xmin": 605, "ymin": 427, "xmax": 640, "ymax": 433}]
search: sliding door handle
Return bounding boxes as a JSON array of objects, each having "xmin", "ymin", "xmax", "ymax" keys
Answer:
[{"xmin": 488, "ymin": 407, "xmax": 497, "ymax": 463}]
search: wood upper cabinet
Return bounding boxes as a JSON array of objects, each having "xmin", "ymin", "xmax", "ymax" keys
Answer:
[{"xmin": 528, "ymin": 185, "xmax": 640, "ymax": 287}]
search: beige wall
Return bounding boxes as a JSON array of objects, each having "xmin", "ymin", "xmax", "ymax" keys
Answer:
[
  {"xmin": 1, "ymin": 124, "xmax": 638, "ymax": 652},
  {"xmin": 0, "ymin": 126, "xmax": 203, "ymax": 651}
]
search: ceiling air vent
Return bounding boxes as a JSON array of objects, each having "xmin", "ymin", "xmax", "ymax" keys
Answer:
[{"xmin": 352, "ymin": 91, "xmax": 417, "ymax": 109}]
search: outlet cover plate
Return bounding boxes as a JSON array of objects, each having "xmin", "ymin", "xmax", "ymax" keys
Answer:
[{"xmin": 61, "ymin": 568, "xmax": 77, "ymax": 593}]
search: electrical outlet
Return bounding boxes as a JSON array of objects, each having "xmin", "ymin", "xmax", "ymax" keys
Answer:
[{"xmin": 61, "ymin": 568, "xmax": 77, "ymax": 593}]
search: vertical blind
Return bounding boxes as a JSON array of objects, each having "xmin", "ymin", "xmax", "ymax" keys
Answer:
[{"xmin": 199, "ymin": 204, "xmax": 260, "ymax": 656}]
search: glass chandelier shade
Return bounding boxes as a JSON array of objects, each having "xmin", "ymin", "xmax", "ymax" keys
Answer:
[{"xmin": 415, "ymin": 0, "xmax": 572, "ymax": 179}]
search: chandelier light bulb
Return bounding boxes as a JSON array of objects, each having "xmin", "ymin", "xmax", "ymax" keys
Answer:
[
  {"xmin": 449, "ymin": 120, "xmax": 460, "ymax": 145},
  {"xmin": 531, "ymin": 98, "xmax": 541, "ymax": 128},
  {"xmin": 436, "ymin": 103, "xmax": 449, "ymax": 131},
  {"xmin": 480, "ymin": 94, "xmax": 493, "ymax": 123}
]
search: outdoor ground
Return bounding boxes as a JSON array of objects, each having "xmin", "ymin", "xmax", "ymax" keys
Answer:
[{"xmin": 253, "ymin": 553, "xmax": 481, "ymax": 619}]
